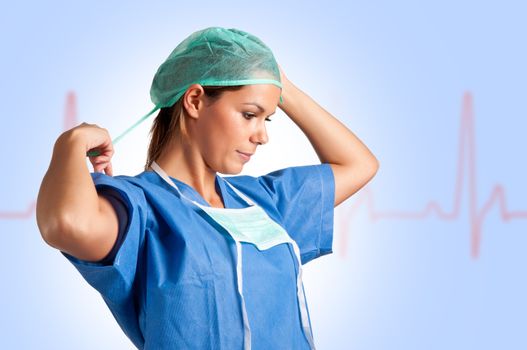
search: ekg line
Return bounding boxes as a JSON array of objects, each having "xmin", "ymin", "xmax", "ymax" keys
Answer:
[
  {"xmin": 0, "ymin": 92, "xmax": 77, "ymax": 220},
  {"xmin": 2, "ymin": 91, "xmax": 527, "ymax": 259},
  {"xmin": 337, "ymin": 91, "xmax": 527, "ymax": 259},
  {"xmin": 0, "ymin": 202, "xmax": 36, "ymax": 220}
]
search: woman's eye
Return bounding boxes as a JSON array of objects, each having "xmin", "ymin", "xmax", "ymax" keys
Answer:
[
  {"xmin": 243, "ymin": 112, "xmax": 272, "ymax": 122},
  {"xmin": 265, "ymin": 117, "xmax": 272, "ymax": 122}
]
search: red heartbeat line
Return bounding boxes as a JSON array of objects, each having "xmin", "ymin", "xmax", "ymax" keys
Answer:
[
  {"xmin": 0, "ymin": 92, "xmax": 77, "ymax": 220},
  {"xmin": 2, "ymin": 91, "xmax": 526, "ymax": 258},
  {"xmin": 338, "ymin": 91, "xmax": 527, "ymax": 259}
]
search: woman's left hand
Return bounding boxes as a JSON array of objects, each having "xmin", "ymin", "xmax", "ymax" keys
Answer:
[
  {"xmin": 278, "ymin": 64, "xmax": 288, "ymax": 85},
  {"xmin": 277, "ymin": 64, "xmax": 290, "ymax": 107},
  {"xmin": 274, "ymin": 63, "xmax": 379, "ymax": 207}
]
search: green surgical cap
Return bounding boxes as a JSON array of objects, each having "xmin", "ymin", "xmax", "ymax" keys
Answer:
[
  {"xmin": 107, "ymin": 26, "xmax": 283, "ymax": 148},
  {"xmin": 151, "ymin": 26, "xmax": 282, "ymax": 108}
]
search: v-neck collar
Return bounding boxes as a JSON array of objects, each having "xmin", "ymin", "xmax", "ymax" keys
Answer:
[
  {"xmin": 170, "ymin": 175, "xmax": 227, "ymax": 208},
  {"xmin": 142, "ymin": 170, "xmax": 241, "ymax": 208}
]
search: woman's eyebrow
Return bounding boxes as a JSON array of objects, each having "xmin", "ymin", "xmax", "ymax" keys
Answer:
[
  {"xmin": 242, "ymin": 102, "xmax": 265, "ymax": 112},
  {"xmin": 242, "ymin": 102, "xmax": 276, "ymax": 116}
]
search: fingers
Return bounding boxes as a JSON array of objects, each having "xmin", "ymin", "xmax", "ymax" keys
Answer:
[
  {"xmin": 93, "ymin": 162, "xmax": 112, "ymax": 175},
  {"xmin": 88, "ymin": 153, "xmax": 112, "ymax": 165},
  {"xmin": 277, "ymin": 64, "xmax": 286, "ymax": 81},
  {"xmin": 89, "ymin": 153, "xmax": 114, "ymax": 174},
  {"xmin": 73, "ymin": 122, "xmax": 116, "ymax": 175},
  {"xmin": 104, "ymin": 162, "xmax": 114, "ymax": 177}
]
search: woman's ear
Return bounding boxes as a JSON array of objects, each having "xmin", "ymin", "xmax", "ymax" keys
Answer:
[{"xmin": 182, "ymin": 84, "xmax": 206, "ymax": 120}]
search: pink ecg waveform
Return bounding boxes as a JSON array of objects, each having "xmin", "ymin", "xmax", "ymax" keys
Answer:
[
  {"xmin": 0, "ymin": 92, "xmax": 77, "ymax": 221},
  {"xmin": 2, "ymin": 91, "xmax": 527, "ymax": 258},
  {"xmin": 337, "ymin": 91, "xmax": 527, "ymax": 259}
]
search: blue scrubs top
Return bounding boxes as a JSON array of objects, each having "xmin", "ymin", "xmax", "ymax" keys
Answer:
[{"xmin": 63, "ymin": 164, "xmax": 335, "ymax": 349}]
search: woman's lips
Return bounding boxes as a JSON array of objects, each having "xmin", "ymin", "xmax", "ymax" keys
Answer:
[{"xmin": 237, "ymin": 151, "xmax": 253, "ymax": 162}]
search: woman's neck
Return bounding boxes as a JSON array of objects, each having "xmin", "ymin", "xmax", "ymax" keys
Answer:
[{"xmin": 152, "ymin": 137, "xmax": 225, "ymax": 208}]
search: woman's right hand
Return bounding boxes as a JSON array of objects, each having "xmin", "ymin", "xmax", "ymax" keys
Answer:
[
  {"xmin": 62, "ymin": 122, "xmax": 115, "ymax": 176},
  {"xmin": 38, "ymin": 122, "xmax": 120, "ymax": 262}
]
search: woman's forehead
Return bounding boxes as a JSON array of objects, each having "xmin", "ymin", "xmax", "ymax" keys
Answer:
[{"xmin": 227, "ymin": 84, "xmax": 281, "ymax": 105}]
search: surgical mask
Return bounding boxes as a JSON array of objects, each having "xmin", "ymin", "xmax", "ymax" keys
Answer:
[{"xmin": 151, "ymin": 161, "xmax": 316, "ymax": 350}]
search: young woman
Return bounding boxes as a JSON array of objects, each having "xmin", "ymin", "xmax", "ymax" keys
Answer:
[{"xmin": 36, "ymin": 27, "xmax": 378, "ymax": 349}]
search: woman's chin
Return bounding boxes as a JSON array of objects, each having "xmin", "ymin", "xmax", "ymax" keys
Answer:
[{"xmin": 220, "ymin": 163, "xmax": 244, "ymax": 175}]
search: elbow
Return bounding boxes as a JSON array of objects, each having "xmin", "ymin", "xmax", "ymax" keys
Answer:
[
  {"xmin": 354, "ymin": 151, "xmax": 380, "ymax": 177},
  {"xmin": 37, "ymin": 216, "xmax": 70, "ymax": 250},
  {"xmin": 364, "ymin": 158, "xmax": 379, "ymax": 185},
  {"xmin": 362, "ymin": 155, "xmax": 380, "ymax": 178},
  {"xmin": 371, "ymin": 157, "xmax": 380, "ymax": 175},
  {"xmin": 360, "ymin": 157, "xmax": 380, "ymax": 186},
  {"xmin": 37, "ymin": 212, "xmax": 84, "ymax": 251}
]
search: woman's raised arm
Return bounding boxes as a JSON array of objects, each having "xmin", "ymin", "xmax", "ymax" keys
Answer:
[
  {"xmin": 278, "ymin": 68, "xmax": 379, "ymax": 207},
  {"xmin": 36, "ymin": 123, "xmax": 119, "ymax": 261}
]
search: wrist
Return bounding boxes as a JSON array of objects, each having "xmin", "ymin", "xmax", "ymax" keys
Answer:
[
  {"xmin": 55, "ymin": 129, "xmax": 90, "ymax": 155},
  {"xmin": 279, "ymin": 79, "xmax": 293, "ymax": 105},
  {"xmin": 279, "ymin": 79, "xmax": 302, "ymax": 113}
]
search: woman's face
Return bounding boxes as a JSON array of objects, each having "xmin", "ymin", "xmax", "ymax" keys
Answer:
[{"xmin": 192, "ymin": 84, "xmax": 281, "ymax": 174}]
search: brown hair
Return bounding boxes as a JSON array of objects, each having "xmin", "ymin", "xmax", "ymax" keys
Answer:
[{"xmin": 144, "ymin": 85, "xmax": 245, "ymax": 170}]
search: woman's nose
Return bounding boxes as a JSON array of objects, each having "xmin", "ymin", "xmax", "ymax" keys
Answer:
[{"xmin": 250, "ymin": 121, "xmax": 269, "ymax": 145}]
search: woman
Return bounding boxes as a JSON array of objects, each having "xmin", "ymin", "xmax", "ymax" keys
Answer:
[{"xmin": 36, "ymin": 27, "xmax": 379, "ymax": 349}]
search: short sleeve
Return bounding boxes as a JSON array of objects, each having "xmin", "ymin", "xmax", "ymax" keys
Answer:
[
  {"xmin": 257, "ymin": 163, "xmax": 335, "ymax": 265},
  {"xmin": 60, "ymin": 172, "xmax": 148, "ymax": 347},
  {"xmin": 95, "ymin": 188, "xmax": 129, "ymax": 266}
]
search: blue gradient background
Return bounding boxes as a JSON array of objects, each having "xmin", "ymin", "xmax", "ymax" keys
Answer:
[{"xmin": 1, "ymin": 0, "xmax": 526, "ymax": 348}]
